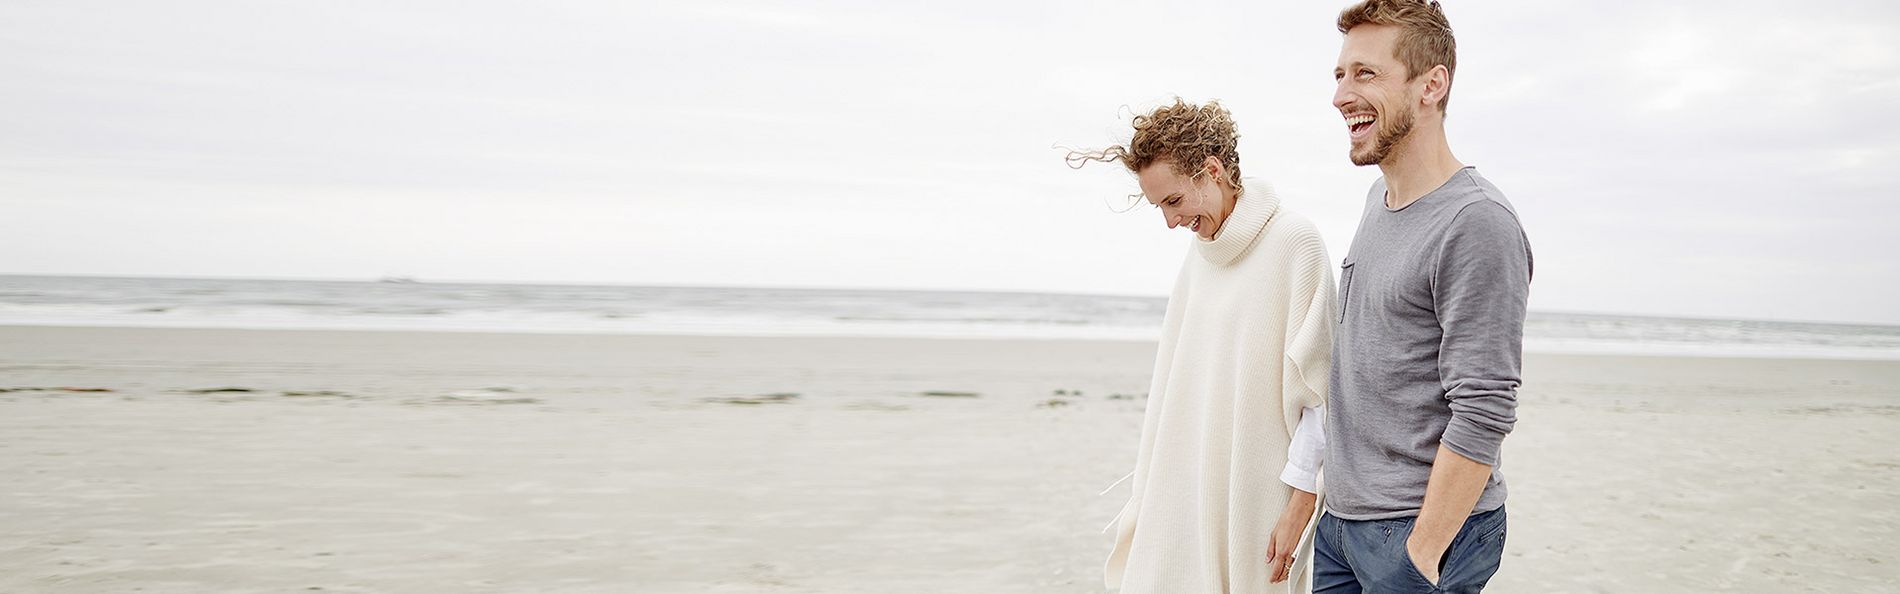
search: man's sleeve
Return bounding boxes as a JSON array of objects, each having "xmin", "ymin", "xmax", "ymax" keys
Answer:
[{"xmin": 1432, "ymin": 200, "xmax": 1531, "ymax": 466}]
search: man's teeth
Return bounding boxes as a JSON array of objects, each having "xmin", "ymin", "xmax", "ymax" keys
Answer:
[{"xmin": 1345, "ymin": 114, "xmax": 1375, "ymax": 126}]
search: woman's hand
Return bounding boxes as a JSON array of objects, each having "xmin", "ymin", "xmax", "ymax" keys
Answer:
[{"xmin": 1267, "ymin": 488, "xmax": 1319, "ymax": 583}]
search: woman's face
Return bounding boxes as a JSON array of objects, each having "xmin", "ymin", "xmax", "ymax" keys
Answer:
[{"xmin": 1136, "ymin": 159, "xmax": 1224, "ymax": 240}]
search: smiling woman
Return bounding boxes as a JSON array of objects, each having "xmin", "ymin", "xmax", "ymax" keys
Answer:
[
  {"xmin": 1065, "ymin": 99, "xmax": 1247, "ymax": 240},
  {"xmin": 1064, "ymin": 99, "xmax": 1336, "ymax": 593}
]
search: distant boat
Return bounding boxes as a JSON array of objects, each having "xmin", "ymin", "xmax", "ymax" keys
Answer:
[{"xmin": 377, "ymin": 276, "xmax": 420, "ymax": 284}]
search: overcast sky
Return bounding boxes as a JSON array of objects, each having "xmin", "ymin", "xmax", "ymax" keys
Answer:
[{"xmin": 3, "ymin": 0, "xmax": 1897, "ymax": 324}]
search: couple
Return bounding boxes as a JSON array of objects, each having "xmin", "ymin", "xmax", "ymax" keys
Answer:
[{"xmin": 1074, "ymin": 1, "xmax": 1533, "ymax": 593}]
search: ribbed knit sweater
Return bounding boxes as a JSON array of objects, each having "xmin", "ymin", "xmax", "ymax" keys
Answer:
[{"xmin": 1105, "ymin": 179, "xmax": 1335, "ymax": 592}]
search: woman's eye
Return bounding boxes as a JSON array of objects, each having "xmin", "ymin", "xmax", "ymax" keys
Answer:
[{"xmin": 1167, "ymin": 199, "xmax": 1181, "ymax": 206}]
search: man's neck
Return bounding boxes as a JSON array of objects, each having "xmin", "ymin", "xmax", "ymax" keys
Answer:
[{"xmin": 1377, "ymin": 123, "xmax": 1464, "ymax": 210}]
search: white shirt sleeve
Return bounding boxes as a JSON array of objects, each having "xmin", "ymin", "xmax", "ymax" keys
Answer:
[{"xmin": 1280, "ymin": 404, "xmax": 1325, "ymax": 493}]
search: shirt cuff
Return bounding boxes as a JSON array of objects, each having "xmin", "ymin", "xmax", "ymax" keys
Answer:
[
  {"xmin": 1280, "ymin": 405, "xmax": 1325, "ymax": 493},
  {"xmin": 1280, "ymin": 460, "xmax": 1319, "ymax": 493}
]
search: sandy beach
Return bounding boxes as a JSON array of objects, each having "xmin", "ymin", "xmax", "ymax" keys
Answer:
[{"xmin": 2, "ymin": 325, "xmax": 1897, "ymax": 593}]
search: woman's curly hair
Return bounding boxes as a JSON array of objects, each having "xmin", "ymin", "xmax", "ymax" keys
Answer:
[{"xmin": 1065, "ymin": 98, "xmax": 1243, "ymax": 194}]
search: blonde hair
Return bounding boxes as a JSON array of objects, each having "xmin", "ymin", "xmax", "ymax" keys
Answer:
[
  {"xmin": 1338, "ymin": 0, "xmax": 1457, "ymax": 112},
  {"xmin": 1065, "ymin": 98, "xmax": 1243, "ymax": 193}
]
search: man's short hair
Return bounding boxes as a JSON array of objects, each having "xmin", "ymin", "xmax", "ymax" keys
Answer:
[{"xmin": 1338, "ymin": 0, "xmax": 1457, "ymax": 112}]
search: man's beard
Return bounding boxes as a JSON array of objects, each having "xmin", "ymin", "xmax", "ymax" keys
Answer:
[{"xmin": 1351, "ymin": 105, "xmax": 1416, "ymax": 166}]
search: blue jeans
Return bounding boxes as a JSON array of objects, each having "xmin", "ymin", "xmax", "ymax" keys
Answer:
[{"xmin": 1313, "ymin": 506, "xmax": 1507, "ymax": 594}]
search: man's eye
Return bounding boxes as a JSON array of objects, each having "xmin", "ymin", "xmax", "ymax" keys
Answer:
[
  {"xmin": 1167, "ymin": 198, "xmax": 1181, "ymax": 206},
  {"xmin": 1358, "ymin": 69, "xmax": 1374, "ymax": 79}
]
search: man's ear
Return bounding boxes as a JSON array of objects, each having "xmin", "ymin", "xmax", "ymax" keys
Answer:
[
  {"xmin": 1203, "ymin": 155, "xmax": 1223, "ymax": 179},
  {"xmin": 1420, "ymin": 64, "xmax": 1451, "ymax": 109}
]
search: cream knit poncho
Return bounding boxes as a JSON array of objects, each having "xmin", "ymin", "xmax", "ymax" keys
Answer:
[{"xmin": 1104, "ymin": 179, "xmax": 1334, "ymax": 593}]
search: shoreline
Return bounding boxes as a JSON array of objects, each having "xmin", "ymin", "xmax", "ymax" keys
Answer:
[{"xmin": 5, "ymin": 323, "xmax": 1900, "ymax": 363}]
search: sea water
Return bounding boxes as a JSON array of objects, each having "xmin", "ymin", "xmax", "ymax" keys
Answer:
[{"xmin": 3, "ymin": 275, "xmax": 1897, "ymax": 360}]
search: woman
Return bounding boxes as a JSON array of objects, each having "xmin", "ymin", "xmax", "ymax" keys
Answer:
[{"xmin": 1069, "ymin": 99, "xmax": 1333, "ymax": 593}]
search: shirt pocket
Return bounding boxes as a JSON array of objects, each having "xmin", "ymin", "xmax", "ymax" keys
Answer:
[{"xmin": 1338, "ymin": 257, "xmax": 1356, "ymax": 324}]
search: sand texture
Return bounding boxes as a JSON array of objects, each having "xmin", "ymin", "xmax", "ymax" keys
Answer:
[{"xmin": 2, "ymin": 326, "xmax": 1897, "ymax": 593}]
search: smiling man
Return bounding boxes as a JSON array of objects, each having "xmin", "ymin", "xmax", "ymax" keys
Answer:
[{"xmin": 1314, "ymin": 1, "xmax": 1534, "ymax": 593}]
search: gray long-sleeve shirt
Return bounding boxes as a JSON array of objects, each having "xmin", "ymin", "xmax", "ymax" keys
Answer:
[{"xmin": 1325, "ymin": 167, "xmax": 1532, "ymax": 520}]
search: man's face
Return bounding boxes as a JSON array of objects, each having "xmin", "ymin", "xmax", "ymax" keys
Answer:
[
  {"xmin": 1136, "ymin": 160, "xmax": 1223, "ymax": 240},
  {"xmin": 1333, "ymin": 24, "xmax": 1418, "ymax": 166}
]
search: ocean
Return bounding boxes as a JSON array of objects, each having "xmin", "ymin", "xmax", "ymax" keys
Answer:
[{"xmin": 3, "ymin": 275, "xmax": 1897, "ymax": 360}]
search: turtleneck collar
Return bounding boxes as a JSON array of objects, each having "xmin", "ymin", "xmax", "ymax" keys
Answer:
[{"xmin": 1195, "ymin": 177, "xmax": 1281, "ymax": 266}]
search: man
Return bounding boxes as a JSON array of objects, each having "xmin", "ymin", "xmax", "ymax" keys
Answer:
[{"xmin": 1315, "ymin": 1, "xmax": 1533, "ymax": 592}]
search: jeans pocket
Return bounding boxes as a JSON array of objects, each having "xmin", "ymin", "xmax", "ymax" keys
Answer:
[
  {"xmin": 1396, "ymin": 547, "xmax": 1439, "ymax": 591},
  {"xmin": 1391, "ymin": 518, "xmax": 1439, "ymax": 590},
  {"xmin": 1473, "ymin": 507, "xmax": 1508, "ymax": 544},
  {"xmin": 1439, "ymin": 510, "xmax": 1508, "ymax": 592}
]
